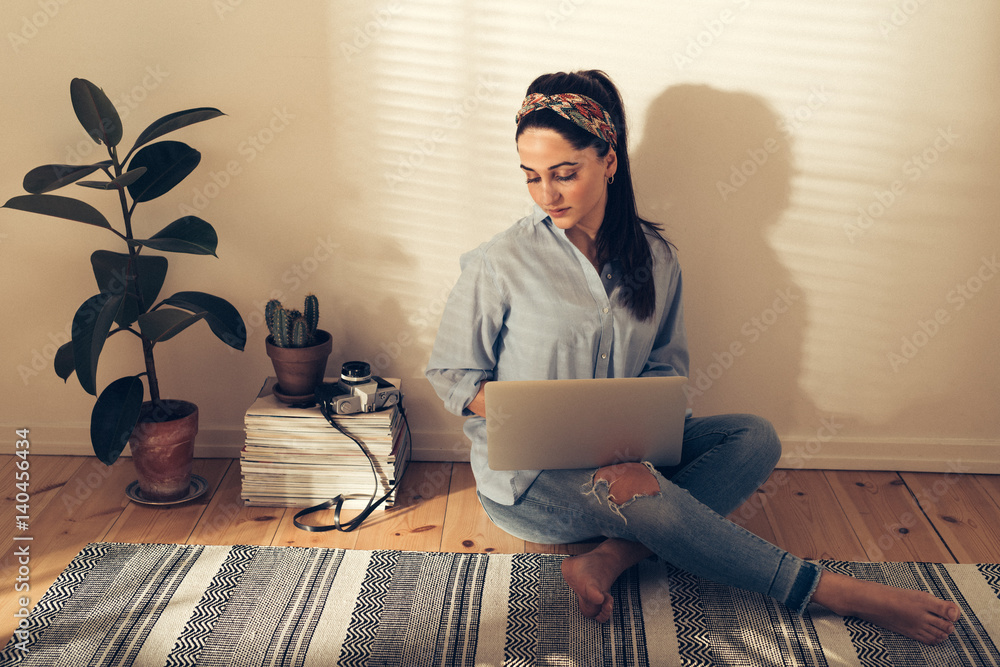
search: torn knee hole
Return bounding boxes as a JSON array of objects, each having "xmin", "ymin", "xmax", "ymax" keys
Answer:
[{"xmin": 594, "ymin": 462, "xmax": 659, "ymax": 505}]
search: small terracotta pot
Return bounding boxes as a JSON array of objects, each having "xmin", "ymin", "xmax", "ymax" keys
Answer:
[
  {"xmin": 129, "ymin": 400, "xmax": 198, "ymax": 502},
  {"xmin": 265, "ymin": 329, "xmax": 333, "ymax": 402}
]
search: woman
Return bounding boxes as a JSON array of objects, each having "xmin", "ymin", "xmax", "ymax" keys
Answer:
[{"xmin": 425, "ymin": 70, "xmax": 959, "ymax": 645}]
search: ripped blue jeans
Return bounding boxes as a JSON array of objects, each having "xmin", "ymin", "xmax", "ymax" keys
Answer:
[{"xmin": 478, "ymin": 413, "xmax": 823, "ymax": 614}]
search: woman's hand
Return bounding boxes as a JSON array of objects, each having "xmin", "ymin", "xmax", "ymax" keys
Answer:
[{"xmin": 467, "ymin": 381, "xmax": 490, "ymax": 418}]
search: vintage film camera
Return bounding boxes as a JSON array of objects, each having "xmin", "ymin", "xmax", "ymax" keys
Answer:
[{"xmin": 315, "ymin": 361, "xmax": 400, "ymax": 415}]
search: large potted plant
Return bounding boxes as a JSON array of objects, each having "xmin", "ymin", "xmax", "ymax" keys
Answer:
[
  {"xmin": 264, "ymin": 295, "xmax": 332, "ymax": 403},
  {"xmin": 3, "ymin": 78, "xmax": 246, "ymax": 502}
]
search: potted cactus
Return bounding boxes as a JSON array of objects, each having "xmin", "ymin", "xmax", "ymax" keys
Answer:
[
  {"xmin": 2, "ymin": 78, "xmax": 245, "ymax": 502},
  {"xmin": 264, "ymin": 295, "xmax": 332, "ymax": 403}
]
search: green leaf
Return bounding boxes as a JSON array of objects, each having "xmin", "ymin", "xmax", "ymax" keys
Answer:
[
  {"xmin": 76, "ymin": 167, "xmax": 147, "ymax": 190},
  {"xmin": 91, "ymin": 250, "xmax": 168, "ymax": 327},
  {"xmin": 163, "ymin": 290, "xmax": 246, "ymax": 351},
  {"xmin": 72, "ymin": 292, "xmax": 126, "ymax": 396},
  {"xmin": 138, "ymin": 308, "xmax": 207, "ymax": 343},
  {"xmin": 70, "ymin": 78, "xmax": 123, "ymax": 148},
  {"xmin": 126, "ymin": 141, "xmax": 201, "ymax": 203},
  {"xmin": 127, "ymin": 107, "xmax": 225, "ymax": 160},
  {"xmin": 3, "ymin": 194, "xmax": 113, "ymax": 230},
  {"xmin": 132, "ymin": 216, "xmax": 218, "ymax": 256},
  {"xmin": 23, "ymin": 163, "xmax": 106, "ymax": 194},
  {"xmin": 91, "ymin": 375, "xmax": 144, "ymax": 465},
  {"xmin": 54, "ymin": 342, "xmax": 75, "ymax": 381}
]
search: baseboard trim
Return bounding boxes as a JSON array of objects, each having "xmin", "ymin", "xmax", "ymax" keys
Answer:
[
  {"xmin": 776, "ymin": 436, "xmax": 1000, "ymax": 475},
  {"xmin": 10, "ymin": 426, "xmax": 999, "ymax": 474},
  {"xmin": 8, "ymin": 426, "xmax": 473, "ymax": 462}
]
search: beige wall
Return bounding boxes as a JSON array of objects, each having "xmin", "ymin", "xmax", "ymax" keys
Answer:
[{"xmin": 2, "ymin": 1, "xmax": 998, "ymax": 471}]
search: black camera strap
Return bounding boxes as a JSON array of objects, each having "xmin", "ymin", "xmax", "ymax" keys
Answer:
[{"xmin": 293, "ymin": 401, "xmax": 411, "ymax": 533}]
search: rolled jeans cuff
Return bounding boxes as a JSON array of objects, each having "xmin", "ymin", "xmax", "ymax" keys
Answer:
[{"xmin": 771, "ymin": 555, "xmax": 824, "ymax": 615}]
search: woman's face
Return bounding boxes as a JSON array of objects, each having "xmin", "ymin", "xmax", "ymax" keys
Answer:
[{"xmin": 517, "ymin": 128, "xmax": 617, "ymax": 239}]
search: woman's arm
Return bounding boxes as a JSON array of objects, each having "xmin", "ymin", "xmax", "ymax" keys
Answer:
[
  {"xmin": 425, "ymin": 246, "xmax": 506, "ymax": 417},
  {"xmin": 641, "ymin": 258, "xmax": 689, "ymax": 378}
]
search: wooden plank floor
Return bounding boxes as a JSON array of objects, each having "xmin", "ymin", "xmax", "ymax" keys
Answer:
[{"xmin": 2, "ymin": 455, "xmax": 999, "ymax": 646}]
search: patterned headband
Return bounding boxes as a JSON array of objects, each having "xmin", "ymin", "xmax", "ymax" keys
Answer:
[{"xmin": 515, "ymin": 93, "xmax": 617, "ymax": 146}]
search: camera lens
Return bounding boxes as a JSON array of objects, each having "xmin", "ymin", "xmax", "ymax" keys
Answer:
[{"xmin": 341, "ymin": 361, "xmax": 372, "ymax": 384}]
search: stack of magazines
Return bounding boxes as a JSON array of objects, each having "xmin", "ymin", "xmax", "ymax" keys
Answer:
[{"xmin": 241, "ymin": 377, "xmax": 410, "ymax": 508}]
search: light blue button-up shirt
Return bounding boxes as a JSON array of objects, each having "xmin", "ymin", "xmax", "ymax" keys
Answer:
[{"xmin": 426, "ymin": 206, "xmax": 688, "ymax": 504}]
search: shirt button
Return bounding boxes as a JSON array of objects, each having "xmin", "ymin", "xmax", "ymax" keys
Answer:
[
  {"xmin": 603, "ymin": 307, "xmax": 609, "ymax": 314},
  {"xmin": 601, "ymin": 353, "xmax": 607, "ymax": 359}
]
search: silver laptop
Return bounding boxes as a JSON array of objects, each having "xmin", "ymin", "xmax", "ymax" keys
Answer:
[{"xmin": 485, "ymin": 376, "xmax": 689, "ymax": 471}]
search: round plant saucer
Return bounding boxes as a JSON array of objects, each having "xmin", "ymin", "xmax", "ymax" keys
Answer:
[{"xmin": 126, "ymin": 474, "xmax": 209, "ymax": 506}]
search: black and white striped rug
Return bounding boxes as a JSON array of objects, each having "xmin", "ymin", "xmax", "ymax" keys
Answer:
[{"xmin": 3, "ymin": 542, "xmax": 998, "ymax": 666}]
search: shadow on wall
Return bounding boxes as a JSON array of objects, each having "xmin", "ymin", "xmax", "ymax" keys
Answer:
[
  {"xmin": 321, "ymin": 238, "xmax": 417, "ymax": 379},
  {"xmin": 633, "ymin": 84, "xmax": 813, "ymax": 432}
]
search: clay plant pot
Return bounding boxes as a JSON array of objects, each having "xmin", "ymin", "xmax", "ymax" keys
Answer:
[
  {"xmin": 265, "ymin": 329, "xmax": 333, "ymax": 403},
  {"xmin": 129, "ymin": 400, "xmax": 199, "ymax": 502}
]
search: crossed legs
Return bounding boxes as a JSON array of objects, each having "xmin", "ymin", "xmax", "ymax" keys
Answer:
[
  {"xmin": 479, "ymin": 414, "xmax": 961, "ymax": 646},
  {"xmin": 561, "ymin": 461, "xmax": 960, "ymax": 646}
]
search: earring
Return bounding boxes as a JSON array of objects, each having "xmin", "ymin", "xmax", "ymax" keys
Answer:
[{"xmin": 607, "ymin": 175, "xmax": 614, "ymax": 185}]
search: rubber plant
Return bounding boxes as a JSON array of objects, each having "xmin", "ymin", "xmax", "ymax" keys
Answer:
[{"xmin": 2, "ymin": 78, "xmax": 246, "ymax": 466}]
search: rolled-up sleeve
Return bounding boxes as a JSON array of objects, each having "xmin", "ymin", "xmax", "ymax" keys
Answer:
[{"xmin": 426, "ymin": 246, "xmax": 508, "ymax": 416}]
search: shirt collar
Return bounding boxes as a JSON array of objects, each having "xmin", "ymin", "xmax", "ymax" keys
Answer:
[{"xmin": 531, "ymin": 204, "xmax": 551, "ymax": 226}]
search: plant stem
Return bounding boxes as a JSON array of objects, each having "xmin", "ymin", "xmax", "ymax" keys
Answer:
[
  {"xmin": 142, "ymin": 339, "xmax": 160, "ymax": 403},
  {"xmin": 111, "ymin": 145, "xmax": 160, "ymax": 404}
]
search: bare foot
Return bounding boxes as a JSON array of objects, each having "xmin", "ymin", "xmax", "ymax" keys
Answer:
[
  {"xmin": 812, "ymin": 571, "xmax": 960, "ymax": 645},
  {"xmin": 561, "ymin": 555, "xmax": 614, "ymax": 622},
  {"xmin": 560, "ymin": 539, "xmax": 652, "ymax": 623}
]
